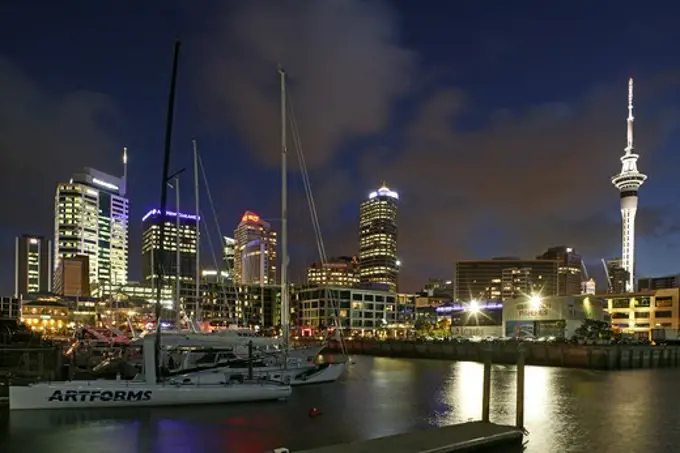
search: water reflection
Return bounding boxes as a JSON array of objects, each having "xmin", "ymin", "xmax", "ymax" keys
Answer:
[{"xmin": 2, "ymin": 357, "xmax": 680, "ymax": 452}]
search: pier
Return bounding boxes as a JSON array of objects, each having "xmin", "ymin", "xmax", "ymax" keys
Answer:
[
  {"xmin": 296, "ymin": 421, "xmax": 523, "ymax": 453},
  {"xmin": 314, "ymin": 339, "xmax": 680, "ymax": 370}
]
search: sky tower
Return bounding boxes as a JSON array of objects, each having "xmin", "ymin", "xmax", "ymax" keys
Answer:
[{"xmin": 611, "ymin": 78, "xmax": 647, "ymax": 292}]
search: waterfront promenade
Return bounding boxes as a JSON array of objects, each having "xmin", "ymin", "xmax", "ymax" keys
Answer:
[{"xmin": 312, "ymin": 339, "xmax": 680, "ymax": 370}]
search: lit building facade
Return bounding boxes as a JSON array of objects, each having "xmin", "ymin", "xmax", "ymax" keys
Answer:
[
  {"xmin": 295, "ymin": 285, "xmax": 397, "ymax": 332},
  {"xmin": 15, "ymin": 234, "xmax": 52, "ymax": 298},
  {"xmin": 54, "ymin": 160, "xmax": 129, "ymax": 290},
  {"xmin": 0, "ymin": 297, "xmax": 21, "ymax": 319},
  {"xmin": 233, "ymin": 211, "xmax": 277, "ymax": 285},
  {"xmin": 638, "ymin": 274, "xmax": 680, "ymax": 291},
  {"xmin": 611, "ymin": 78, "xmax": 647, "ymax": 292},
  {"xmin": 536, "ymin": 246, "xmax": 583, "ymax": 295},
  {"xmin": 141, "ymin": 209, "xmax": 199, "ymax": 284},
  {"xmin": 455, "ymin": 258, "xmax": 559, "ymax": 302},
  {"xmin": 600, "ymin": 288, "xmax": 680, "ymax": 340},
  {"xmin": 223, "ymin": 236, "xmax": 235, "ymax": 279},
  {"xmin": 307, "ymin": 256, "xmax": 360, "ymax": 287},
  {"xmin": 503, "ymin": 295, "xmax": 606, "ymax": 338},
  {"xmin": 359, "ymin": 183, "xmax": 399, "ymax": 292}
]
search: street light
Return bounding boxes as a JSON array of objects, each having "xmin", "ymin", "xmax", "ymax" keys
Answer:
[
  {"xmin": 530, "ymin": 295, "xmax": 541, "ymax": 309},
  {"xmin": 469, "ymin": 299, "xmax": 480, "ymax": 314}
]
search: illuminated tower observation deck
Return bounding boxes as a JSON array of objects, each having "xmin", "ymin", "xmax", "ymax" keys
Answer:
[{"xmin": 611, "ymin": 78, "xmax": 647, "ymax": 292}]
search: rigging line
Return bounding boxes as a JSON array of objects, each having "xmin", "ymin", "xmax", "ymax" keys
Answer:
[
  {"xmin": 197, "ymin": 151, "xmax": 236, "ymax": 320},
  {"xmin": 287, "ymin": 89, "xmax": 347, "ymax": 355}
]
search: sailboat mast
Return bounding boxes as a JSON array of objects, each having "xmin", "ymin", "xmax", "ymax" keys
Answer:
[
  {"xmin": 279, "ymin": 66, "xmax": 289, "ymax": 370},
  {"xmin": 193, "ymin": 138, "xmax": 201, "ymax": 325},
  {"xmin": 174, "ymin": 176, "xmax": 181, "ymax": 328},
  {"xmin": 154, "ymin": 40, "xmax": 181, "ymax": 382}
]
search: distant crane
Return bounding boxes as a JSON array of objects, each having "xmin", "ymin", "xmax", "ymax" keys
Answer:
[{"xmin": 601, "ymin": 259, "xmax": 612, "ymax": 292}]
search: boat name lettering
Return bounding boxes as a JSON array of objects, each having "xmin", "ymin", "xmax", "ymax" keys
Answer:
[{"xmin": 47, "ymin": 390, "xmax": 153, "ymax": 402}]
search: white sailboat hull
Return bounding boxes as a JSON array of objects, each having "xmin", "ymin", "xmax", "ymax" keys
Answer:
[
  {"xmin": 181, "ymin": 361, "xmax": 348, "ymax": 387},
  {"xmin": 9, "ymin": 380, "xmax": 291, "ymax": 410}
]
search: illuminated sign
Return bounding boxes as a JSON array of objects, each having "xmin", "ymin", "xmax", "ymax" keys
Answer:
[
  {"xmin": 48, "ymin": 389, "xmax": 152, "ymax": 402},
  {"xmin": 92, "ymin": 178, "xmax": 120, "ymax": 192},
  {"xmin": 142, "ymin": 209, "xmax": 200, "ymax": 222},
  {"xmin": 368, "ymin": 187, "xmax": 399, "ymax": 200},
  {"xmin": 241, "ymin": 213, "xmax": 261, "ymax": 223},
  {"xmin": 436, "ymin": 302, "xmax": 502, "ymax": 313}
]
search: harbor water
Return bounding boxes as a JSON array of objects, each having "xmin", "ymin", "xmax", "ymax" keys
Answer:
[{"xmin": 0, "ymin": 355, "xmax": 678, "ymax": 452}]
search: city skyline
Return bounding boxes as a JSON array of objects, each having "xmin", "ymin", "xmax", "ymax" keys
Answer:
[{"xmin": 2, "ymin": 2, "xmax": 680, "ymax": 294}]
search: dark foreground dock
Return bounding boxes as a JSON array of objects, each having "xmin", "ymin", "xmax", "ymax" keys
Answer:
[{"xmin": 295, "ymin": 421, "xmax": 523, "ymax": 453}]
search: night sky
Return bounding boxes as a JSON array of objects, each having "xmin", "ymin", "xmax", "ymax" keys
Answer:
[{"xmin": 2, "ymin": 0, "xmax": 680, "ymax": 294}]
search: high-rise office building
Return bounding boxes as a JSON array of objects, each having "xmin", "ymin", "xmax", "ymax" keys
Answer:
[
  {"xmin": 223, "ymin": 236, "xmax": 235, "ymax": 279},
  {"xmin": 536, "ymin": 246, "xmax": 583, "ymax": 295},
  {"xmin": 455, "ymin": 258, "xmax": 559, "ymax": 302},
  {"xmin": 612, "ymin": 78, "xmax": 646, "ymax": 292},
  {"xmin": 141, "ymin": 209, "xmax": 199, "ymax": 284},
  {"xmin": 53, "ymin": 255, "xmax": 91, "ymax": 297},
  {"xmin": 604, "ymin": 258, "xmax": 629, "ymax": 294},
  {"xmin": 638, "ymin": 274, "xmax": 680, "ymax": 291},
  {"xmin": 359, "ymin": 182, "xmax": 399, "ymax": 292},
  {"xmin": 233, "ymin": 211, "xmax": 277, "ymax": 285},
  {"xmin": 307, "ymin": 256, "xmax": 360, "ymax": 287},
  {"xmin": 15, "ymin": 234, "xmax": 52, "ymax": 298},
  {"xmin": 54, "ymin": 151, "xmax": 128, "ymax": 290}
]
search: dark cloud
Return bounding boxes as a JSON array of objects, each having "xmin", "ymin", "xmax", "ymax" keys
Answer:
[
  {"xmin": 0, "ymin": 57, "xmax": 119, "ymax": 292},
  {"xmin": 201, "ymin": 0, "xmax": 414, "ymax": 168},
  {"xmin": 370, "ymin": 76, "xmax": 680, "ymax": 290}
]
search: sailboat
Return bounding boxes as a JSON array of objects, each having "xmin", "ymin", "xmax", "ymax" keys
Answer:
[
  {"xmin": 185, "ymin": 67, "xmax": 347, "ymax": 386},
  {"xmin": 9, "ymin": 42, "xmax": 291, "ymax": 410}
]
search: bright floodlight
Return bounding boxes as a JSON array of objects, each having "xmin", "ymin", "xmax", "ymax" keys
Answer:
[
  {"xmin": 469, "ymin": 299, "xmax": 480, "ymax": 313},
  {"xmin": 530, "ymin": 295, "xmax": 541, "ymax": 309},
  {"xmin": 396, "ymin": 260, "xmax": 401, "ymax": 266}
]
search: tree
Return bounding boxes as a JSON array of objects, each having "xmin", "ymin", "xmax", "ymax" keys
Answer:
[
  {"xmin": 575, "ymin": 319, "xmax": 612, "ymax": 340},
  {"xmin": 414, "ymin": 318, "xmax": 433, "ymax": 335}
]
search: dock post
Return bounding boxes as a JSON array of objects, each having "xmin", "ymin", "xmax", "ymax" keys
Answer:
[
  {"xmin": 248, "ymin": 340, "xmax": 254, "ymax": 380},
  {"xmin": 481, "ymin": 345, "xmax": 492, "ymax": 423},
  {"xmin": 516, "ymin": 344, "xmax": 526, "ymax": 429}
]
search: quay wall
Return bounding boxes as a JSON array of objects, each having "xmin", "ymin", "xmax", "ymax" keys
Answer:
[{"xmin": 301, "ymin": 339, "xmax": 680, "ymax": 370}]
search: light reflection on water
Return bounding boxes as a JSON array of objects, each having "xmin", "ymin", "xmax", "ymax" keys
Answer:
[{"xmin": 1, "ymin": 356, "xmax": 680, "ymax": 452}]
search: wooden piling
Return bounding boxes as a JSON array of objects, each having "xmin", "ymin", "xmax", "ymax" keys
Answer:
[
  {"xmin": 516, "ymin": 345, "xmax": 525, "ymax": 429},
  {"xmin": 481, "ymin": 345, "xmax": 492, "ymax": 423}
]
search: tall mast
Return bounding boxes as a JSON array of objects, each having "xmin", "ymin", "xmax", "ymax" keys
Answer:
[
  {"xmin": 154, "ymin": 40, "xmax": 181, "ymax": 381},
  {"xmin": 193, "ymin": 138, "xmax": 201, "ymax": 325},
  {"xmin": 279, "ymin": 66, "xmax": 289, "ymax": 370},
  {"xmin": 174, "ymin": 176, "xmax": 181, "ymax": 328}
]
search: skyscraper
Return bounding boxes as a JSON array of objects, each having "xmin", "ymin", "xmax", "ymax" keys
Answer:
[
  {"xmin": 15, "ymin": 234, "xmax": 52, "ymax": 298},
  {"xmin": 54, "ymin": 152, "xmax": 129, "ymax": 290},
  {"xmin": 223, "ymin": 236, "xmax": 235, "ymax": 279},
  {"xmin": 233, "ymin": 211, "xmax": 277, "ymax": 285},
  {"xmin": 611, "ymin": 78, "xmax": 646, "ymax": 292},
  {"xmin": 536, "ymin": 246, "xmax": 583, "ymax": 295},
  {"xmin": 307, "ymin": 256, "xmax": 360, "ymax": 287},
  {"xmin": 141, "ymin": 209, "xmax": 199, "ymax": 284},
  {"xmin": 359, "ymin": 182, "xmax": 399, "ymax": 292}
]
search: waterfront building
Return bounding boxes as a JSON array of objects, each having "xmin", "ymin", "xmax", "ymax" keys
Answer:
[
  {"xmin": 599, "ymin": 288, "xmax": 680, "ymax": 340},
  {"xmin": 15, "ymin": 234, "xmax": 52, "ymax": 298},
  {"xmin": 141, "ymin": 208, "xmax": 199, "ymax": 284},
  {"xmin": 611, "ymin": 78, "xmax": 647, "ymax": 292},
  {"xmin": 54, "ymin": 153, "xmax": 129, "ymax": 290},
  {"xmin": 536, "ymin": 246, "xmax": 583, "ymax": 295},
  {"xmin": 436, "ymin": 300, "xmax": 503, "ymax": 338},
  {"xmin": 307, "ymin": 256, "xmax": 360, "ymax": 287},
  {"xmin": 21, "ymin": 299, "xmax": 69, "ymax": 333},
  {"xmin": 502, "ymin": 295, "xmax": 606, "ymax": 338},
  {"xmin": 296, "ymin": 285, "xmax": 397, "ymax": 333},
  {"xmin": 92, "ymin": 281, "xmax": 174, "ymax": 307},
  {"xmin": 455, "ymin": 258, "xmax": 559, "ymax": 302},
  {"xmin": 233, "ymin": 211, "xmax": 277, "ymax": 285},
  {"xmin": 396, "ymin": 293, "xmax": 417, "ymax": 324},
  {"xmin": 359, "ymin": 183, "xmax": 399, "ymax": 292}
]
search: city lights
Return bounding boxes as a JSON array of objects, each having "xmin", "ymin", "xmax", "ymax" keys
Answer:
[
  {"xmin": 530, "ymin": 295, "xmax": 541, "ymax": 309},
  {"xmin": 469, "ymin": 299, "xmax": 480, "ymax": 314},
  {"xmin": 142, "ymin": 209, "xmax": 200, "ymax": 222}
]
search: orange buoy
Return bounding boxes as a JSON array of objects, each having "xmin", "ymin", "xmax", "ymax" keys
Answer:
[{"xmin": 308, "ymin": 407, "xmax": 322, "ymax": 417}]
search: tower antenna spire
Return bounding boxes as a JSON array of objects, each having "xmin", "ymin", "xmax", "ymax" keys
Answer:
[
  {"xmin": 122, "ymin": 147, "xmax": 128, "ymax": 196},
  {"xmin": 626, "ymin": 77, "xmax": 634, "ymax": 155}
]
